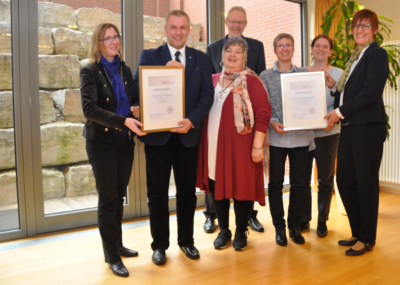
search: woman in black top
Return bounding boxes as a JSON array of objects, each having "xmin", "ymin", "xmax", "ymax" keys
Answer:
[
  {"xmin": 324, "ymin": 9, "xmax": 389, "ymax": 256},
  {"xmin": 80, "ymin": 23, "xmax": 146, "ymax": 277}
]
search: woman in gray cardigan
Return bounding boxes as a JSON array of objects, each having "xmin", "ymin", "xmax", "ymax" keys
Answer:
[{"xmin": 260, "ymin": 33, "xmax": 315, "ymax": 247}]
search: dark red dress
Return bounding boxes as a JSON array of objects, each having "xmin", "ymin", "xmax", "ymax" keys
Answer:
[{"xmin": 196, "ymin": 73, "xmax": 271, "ymax": 206}]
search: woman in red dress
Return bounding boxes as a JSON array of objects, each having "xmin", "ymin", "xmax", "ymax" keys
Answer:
[{"xmin": 197, "ymin": 37, "xmax": 271, "ymax": 251}]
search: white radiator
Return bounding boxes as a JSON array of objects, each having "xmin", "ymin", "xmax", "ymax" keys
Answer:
[{"xmin": 380, "ymin": 40, "xmax": 400, "ymax": 184}]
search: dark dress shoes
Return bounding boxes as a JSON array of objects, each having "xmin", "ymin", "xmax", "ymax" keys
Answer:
[
  {"xmin": 180, "ymin": 245, "xmax": 200, "ymax": 259},
  {"xmin": 299, "ymin": 221, "xmax": 310, "ymax": 232},
  {"xmin": 317, "ymin": 229, "xmax": 328, "ymax": 238},
  {"xmin": 152, "ymin": 249, "xmax": 167, "ymax": 265},
  {"xmin": 317, "ymin": 222, "xmax": 328, "ymax": 238},
  {"xmin": 289, "ymin": 229, "xmax": 305, "ymax": 244},
  {"xmin": 119, "ymin": 246, "xmax": 139, "ymax": 257},
  {"xmin": 248, "ymin": 217, "xmax": 264, "ymax": 232},
  {"xmin": 108, "ymin": 261, "xmax": 129, "ymax": 277},
  {"xmin": 338, "ymin": 238, "xmax": 358, "ymax": 246},
  {"xmin": 204, "ymin": 217, "xmax": 217, "ymax": 233},
  {"xmin": 346, "ymin": 242, "xmax": 375, "ymax": 256},
  {"xmin": 275, "ymin": 228, "xmax": 288, "ymax": 246}
]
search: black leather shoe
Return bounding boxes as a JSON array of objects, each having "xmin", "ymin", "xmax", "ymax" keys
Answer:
[
  {"xmin": 108, "ymin": 261, "xmax": 129, "ymax": 277},
  {"xmin": 204, "ymin": 217, "xmax": 217, "ymax": 233},
  {"xmin": 346, "ymin": 242, "xmax": 375, "ymax": 256},
  {"xmin": 317, "ymin": 229, "xmax": 328, "ymax": 238},
  {"xmin": 300, "ymin": 221, "xmax": 310, "ymax": 232},
  {"xmin": 289, "ymin": 229, "xmax": 305, "ymax": 244},
  {"xmin": 338, "ymin": 238, "xmax": 358, "ymax": 246},
  {"xmin": 316, "ymin": 222, "xmax": 328, "ymax": 238},
  {"xmin": 180, "ymin": 245, "xmax": 200, "ymax": 259},
  {"xmin": 152, "ymin": 249, "xmax": 167, "ymax": 265},
  {"xmin": 248, "ymin": 217, "xmax": 264, "ymax": 232},
  {"xmin": 120, "ymin": 246, "xmax": 139, "ymax": 257},
  {"xmin": 275, "ymin": 228, "xmax": 287, "ymax": 246}
]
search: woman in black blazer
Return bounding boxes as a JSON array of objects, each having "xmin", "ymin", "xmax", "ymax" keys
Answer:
[
  {"xmin": 324, "ymin": 9, "xmax": 389, "ymax": 256},
  {"xmin": 80, "ymin": 23, "xmax": 146, "ymax": 277}
]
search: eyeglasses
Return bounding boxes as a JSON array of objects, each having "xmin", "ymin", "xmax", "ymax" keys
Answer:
[
  {"xmin": 278, "ymin": 44, "xmax": 292, "ymax": 49},
  {"xmin": 100, "ymin": 35, "xmax": 121, "ymax": 43},
  {"xmin": 226, "ymin": 18, "xmax": 247, "ymax": 26},
  {"xmin": 352, "ymin": 23, "xmax": 371, "ymax": 30}
]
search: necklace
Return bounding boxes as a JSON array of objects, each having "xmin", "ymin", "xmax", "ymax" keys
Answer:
[{"xmin": 216, "ymin": 77, "xmax": 234, "ymax": 102}]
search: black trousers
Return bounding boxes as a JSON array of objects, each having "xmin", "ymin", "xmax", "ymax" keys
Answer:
[
  {"xmin": 337, "ymin": 123, "xmax": 386, "ymax": 243},
  {"xmin": 203, "ymin": 194, "xmax": 258, "ymax": 220},
  {"xmin": 302, "ymin": 134, "xmax": 340, "ymax": 222},
  {"xmin": 86, "ymin": 137, "xmax": 135, "ymax": 264},
  {"xmin": 208, "ymin": 179, "xmax": 253, "ymax": 233},
  {"xmin": 145, "ymin": 134, "xmax": 198, "ymax": 250},
  {"xmin": 268, "ymin": 146, "xmax": 309, "ymax": 229}
]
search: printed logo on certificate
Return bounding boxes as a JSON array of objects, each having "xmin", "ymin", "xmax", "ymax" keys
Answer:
[
  {"xmin": 139, "ymin": 66, "xmax": 185, "ymax": 133},
  {"xmin": 281, "ymin": 72, "xmax": 327, "ymax": 130}
]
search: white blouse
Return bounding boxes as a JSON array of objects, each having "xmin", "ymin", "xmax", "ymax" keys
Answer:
[{"xmin": 208, "ymin": 83, "xmax": 232, "ymax": 180}]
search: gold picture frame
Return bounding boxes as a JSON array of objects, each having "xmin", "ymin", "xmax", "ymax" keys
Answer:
[
  {"xmin": 139, "ymin": 66, "xmax": 185, "ymax": 133},
  {"xmin": 280, "ymin": 71, "xmax": 328, "ymax": 130}
]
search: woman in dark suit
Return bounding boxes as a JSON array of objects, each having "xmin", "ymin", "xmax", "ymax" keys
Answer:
[
  {"xmin": 324, "ymin": 9, "xmax": 389, "ymax": 256},
  {"xmin": 80, "ymin": 23, "xmax": 146, "ymax": 277}
]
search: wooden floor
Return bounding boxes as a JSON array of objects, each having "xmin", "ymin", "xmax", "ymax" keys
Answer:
[{"xmin": 1, "ymin": 192, "xmax": 400, "ymax": 285}]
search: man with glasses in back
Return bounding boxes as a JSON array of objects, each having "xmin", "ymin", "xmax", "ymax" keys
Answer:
[{"xmin": 204, "ymin": 6, "xmax": 266, "ymax": 234}]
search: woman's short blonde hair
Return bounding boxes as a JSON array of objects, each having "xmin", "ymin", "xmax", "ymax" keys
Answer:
[{"xmin": 88, "ymin": 23, "xmax": 124, "ymax": 64}]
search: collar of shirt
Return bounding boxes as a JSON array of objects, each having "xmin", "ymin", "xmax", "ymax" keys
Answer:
[
  {"xmin": 225, "ymin": 34, "xmax": 245, "ymax": 41},
  {"xmin": 167, "ymin": 43, "xmax": 186, "ymax": 67},
  {"xmin": 272, "ymin": 61, "xmax": 295, "ymax": 73},
  {"xmin": 338, "ymin": 45, "xmax": 371, "ymax": 109}
]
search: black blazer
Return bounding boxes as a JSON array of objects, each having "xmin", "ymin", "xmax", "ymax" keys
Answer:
[
  {"xmin": 131, "ymin": 44, "xmax": 214, "ymax": 148},
  {"xmin": 80, "ymin": 61, "xmax": 134, "ymax": 142},
  {"xmin": 206, "ymin": 35, "xmax": 266, "ymax": 75},
  {"xmin": 334, "ymin": 41, "xmax": 389, "ymax": 125}
]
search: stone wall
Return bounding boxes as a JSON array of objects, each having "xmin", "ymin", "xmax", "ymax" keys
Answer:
[{"xmin": 0, "ymin": 0, "xmax": 205, "ymax": 206}]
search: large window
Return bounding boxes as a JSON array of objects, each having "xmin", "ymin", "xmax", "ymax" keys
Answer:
[
  {"xmin": 0, "ymin": 0, "xmax": 307, "ymax": 241},
  {"xmin": 224, "ymin": 0, "xmax": 302, "ymax": 68},
  {"xmin": 36, "ymin": 0, "xmax": 123, "ymax": 215},
  {"xmin": 224, "ymin": 0, "xmax": 303, "ymax": 186},
  {"xmin": 0, "ymin": 1, "xmax": 19, "ymax": 232}
]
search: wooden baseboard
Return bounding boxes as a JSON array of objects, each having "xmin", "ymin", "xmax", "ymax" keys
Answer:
[{"xmin": 380, "ymin": 182, "xmax": 400, "ymax": 194}]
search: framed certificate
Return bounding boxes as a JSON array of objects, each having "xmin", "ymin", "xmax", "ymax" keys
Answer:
[
  {"xmin": 280, "ymin": 72, "xmax": 327, "ymax": 130},
  {"xmin": 139, "ymin": 66, "xmax": 185, "ymax": 133}
]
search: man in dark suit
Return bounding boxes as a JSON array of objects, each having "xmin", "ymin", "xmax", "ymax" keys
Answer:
[
  {"xmin": 131, "ymin": 10, "xmax": 214, "ymax": 265},
  {"xmin": 206, "ymin": 6, "xmax": 266, "ymax": 75},
  {"xmin": 204, "ymin": 6, "xmax": 266, "ymax": 234}
]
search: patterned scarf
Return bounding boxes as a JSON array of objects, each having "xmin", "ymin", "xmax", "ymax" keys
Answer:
[
  {"xmin": 336, "ymin": 41, "xmax": 374, "ymax": 92},
  {"xmin": 222, "ymin": 67, "xmax": 271, "ymax": 178},
  {"xmin": 100, "ymin": 55, "xmax": 130, "ymax": 117},
  {"xmin": 222, "ymin": 67, "xmax": 254, "ymax": 134}
]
